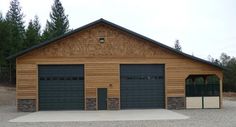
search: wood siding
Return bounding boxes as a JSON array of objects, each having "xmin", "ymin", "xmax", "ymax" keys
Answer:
[{"xmin": 16, "ymin": 23, "xmax": 223, "ymax": 110}]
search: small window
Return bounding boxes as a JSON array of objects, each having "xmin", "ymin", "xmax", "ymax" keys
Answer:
[
  {"xmin": 72, "ymin": 77, "xmax": 78, "ymax": 80},
  {"xmin": 52, "ymin": 77, "xmax": 57, "ymax": 80},
  {"xmin": 78, "ymin": 77, "xmax": 84, "ymax": 80},
  {"xmin": 66, "ymin": 77, "xmax": 71, "ymax": 80},
  {"xmin": 158, "ymin": 76, "xmax": 164, "ymax": 79},
  {"xmin": 39, "ymin": 77, "xmax": 45, "ymax": 80}
]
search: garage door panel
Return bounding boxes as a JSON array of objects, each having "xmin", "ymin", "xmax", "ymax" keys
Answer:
[
  {"xmin": 39, "ymin": 93, "xmax": 83, "ymax": 98},
  {"xmin": 40, "ymin": 103, "xmax": 83, "ymax": 110},
  {"xmin": 123, "ymin": 94, "xmax": 163, "ymax": 98},
  {"xmin": 121, "ymin": 87, "xmax": 164, "ymax": 90},
  {"xmin": 120, "ymin": 64, "xmax": 164, "ymax": 109},
  {"xmin": 122, "ymin": 98, "xmax": 163, "ymax": 101},
  {"xmin": 39, "ymin": 65, "xmax": 84, "ymax": 110},
  {"xmin": 121, "ymin": 81, "xmax": 164, "ymax": 85},
  {"xmin": 40, "ymin": 103, "xmax": 84, "ymax": 106},
  {"xmin": 39, "ymin": 86, "xmax": 84, "ymax": 91},
  {"xmin": 40, "ymin": 98, "xmax": 84, "ymax": 103}
]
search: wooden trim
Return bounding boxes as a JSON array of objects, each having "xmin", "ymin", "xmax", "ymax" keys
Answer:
[
  {"xmin": 36, "ymin": 65, "xmax": 39, "ymax": 111},
  {"xmin": 16, "ymin": 59, "xmax": 18, "ymax": 111},
  {"xmin": 164, "ymin": 64, "xmax": 167, "ymax": 109},
  {"xmin": 96, "ymin": 88, "xmax": 98, "ymax": 110},
  {"xmin": 118, "ymin": 65, "xmax": 121, "ymax": 110},
  {"xmin": 106, "ymin": 88, "xmax": 108, "ymax": 110},
  {"xmin": 84, "ymin": 64, "xmax": 87, "ymax": 110}
]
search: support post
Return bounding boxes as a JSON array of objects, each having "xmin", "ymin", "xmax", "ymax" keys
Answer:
[
  {"xmin": 203, "ymin": 76, "xmax": 208, "ymax": 109},
  {"xmin": 220, "ymin": 78, "xmax": 223, "ymax": 108}
]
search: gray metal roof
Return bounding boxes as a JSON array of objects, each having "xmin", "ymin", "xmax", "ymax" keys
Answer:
[{"xmin": 7, "ymin": 18, "xmax": 223, "ymax": 69}]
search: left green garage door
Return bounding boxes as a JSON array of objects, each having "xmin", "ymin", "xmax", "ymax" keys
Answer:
[{"xmin": 39, "ymin": 65, "xmax": 84, "ymax": 110}]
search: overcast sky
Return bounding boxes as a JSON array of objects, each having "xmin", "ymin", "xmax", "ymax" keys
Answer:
[{"xmin": 0, "ymin": 0, "xmax": 235, "ymax": 60}]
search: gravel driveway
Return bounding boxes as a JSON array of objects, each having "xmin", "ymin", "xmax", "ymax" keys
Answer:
[{"xmin": 0, "ymin": 87, "xmax": 236, "ymax": 127}]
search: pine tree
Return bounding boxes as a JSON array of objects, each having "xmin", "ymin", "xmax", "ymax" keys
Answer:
[
  {"xmin": 43, "ymin": 0, "xmax": 69, "ymax": 41},
  {"xmin": 174, "ymin": 40, "xmax": 182, "ymax": 51},
  {"xmin": 0, "ymin": 12, "xmax": 2, "ymax": 21},
  {"xmin": 24, "ymin": 16, "xmax": 41, "ymax": 48},
  {"xmin": 0, "ymin": 13, "xmax": 11, "ymax": 64},
  {"xmin": 0, "ymin": 13, "xmax": 3, "ymax": 51},
  {"xmin": 0, "ymin": 13, "xmax": 6, "ymax": 64},
  {"xmin": 5, "ymin": 0, "xmax": 25, "ymax": 55},
  {"xmin": 41, "ymin": 20, "xmax": 51, "ymax": 41}
]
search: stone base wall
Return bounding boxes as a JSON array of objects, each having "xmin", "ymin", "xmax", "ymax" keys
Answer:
[
  {"xmin": 86, "ymin": 98, "xmax": 96, "ymax": 110},
  {"xmin": 167, "ymin": 97, "xmax": 185, "ymax": 109},
  {"xmin": 17, "ymin": 99, "xmax": 36, "ymax": 112},
  {"xmin": 108, "ymin": 98, "xmax": 119, "ymax": 110}
]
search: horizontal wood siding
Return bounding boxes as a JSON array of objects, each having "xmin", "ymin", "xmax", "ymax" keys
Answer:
[
  {"xmin": 16, "ymin": 23, "xmax": 223, "ymax": 110},
  {"xmin": 85, "ymin": 63, "xmax": 120, "ymax": 98},
  {"xmin": 16, "ymin": 63, "xmax": 37, "ymax": 99}
]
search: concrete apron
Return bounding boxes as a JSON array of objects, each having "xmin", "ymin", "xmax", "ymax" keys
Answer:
[{"xmin": 10, "ymin": 109, "xmax": 189, "ymax": 122}]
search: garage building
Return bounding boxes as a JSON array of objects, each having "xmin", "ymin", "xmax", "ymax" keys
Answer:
[{"xmin": 8, "ymin": 19, "xmax": 223, "ymax": 111}]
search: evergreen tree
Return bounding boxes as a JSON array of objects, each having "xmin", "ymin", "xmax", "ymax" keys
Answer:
[
  {"xmin": 0, "ymin": 13, "xmax": 6, "ymax": 64},
  {"xmin": 24, "ymin": 15, "xmax": 41, "ymax": 48},
  {"xmin": 0, "ymin": 12, "xmax": 2, "ymax": 22},
  {"xmin": 0, "ymin": 13, "xmax": 11, "ymax": 64},
  {"xmin": 174, "ymin": 40, "xmax": 182, "ymax": 51},
  {"xmin": 220, "ymin": 53, "xmax": 231, "ymax": 66},
  {"xmin": 0, "ymin": 13, "xmax": 3, "ymax": 52},
  {"xmin": 41, "ymin": 21, "xmax": 51, "ymax": 41},
  {"xmin": 43, "ymin": 0, "xmax": 69, "ymax": 41},
  {"xmin": 5, "ymin": 0, "xmax": 25, "ymax": 55}
]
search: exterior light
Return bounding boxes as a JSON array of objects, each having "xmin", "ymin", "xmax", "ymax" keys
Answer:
[{"xmin": 99, "ymin": 37, "xmax": 105, "ymax": 43}]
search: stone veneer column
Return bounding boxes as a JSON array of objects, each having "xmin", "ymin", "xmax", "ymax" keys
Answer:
[
  {"xmin": 86, "ymin": 98, "xmax": 96, "ymax": 110},
  {"xmin": 17, "ymin": 99, "xmax": 36, "ymax": 112},
  {"xmin": 107, "ymin": 98, "xmax": 119, "ymax": 110},
  {"xmin": 167, "ymin": 97, "xmax": 185, "ymax": 109}
]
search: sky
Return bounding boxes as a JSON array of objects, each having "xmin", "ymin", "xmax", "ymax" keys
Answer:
[{"xmin": 0, "ymin": 0, "xmax": 235, "ymax": 60}]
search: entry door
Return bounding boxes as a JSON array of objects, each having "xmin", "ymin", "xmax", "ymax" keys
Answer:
[{"xmin": 98, "ymin": 88, "xmax": 107, "ymax": 110}]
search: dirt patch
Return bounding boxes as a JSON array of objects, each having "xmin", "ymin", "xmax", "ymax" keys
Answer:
[
  {"xmin": 224, "ymin": 92, "xmax": 236, "ymax": 97},
  {"xmin": 0, "ymin": 86, "xmax": 16, "ymax": 106},
  {"xmin": 223, "ymin": 92, "xmax": 236, "ymax": 101},
  {"xmin": 0, "ymin": 83, "xmax": 15, "ymax": 87}
]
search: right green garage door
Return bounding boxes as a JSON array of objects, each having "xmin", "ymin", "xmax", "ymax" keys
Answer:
[{"xmin": 120, "ymin": 64, "xmax": 165, "ymax": 109}]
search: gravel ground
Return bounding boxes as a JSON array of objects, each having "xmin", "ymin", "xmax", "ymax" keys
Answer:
[
  {"xmin": 0, "ymin": 86, "xmax": 15, "ymax": 106},
  {"xmin": 0, "ymin": 87, "xmax": 236, "ymax": 127}
]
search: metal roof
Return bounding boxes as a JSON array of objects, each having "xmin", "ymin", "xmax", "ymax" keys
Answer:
[{"xmin": 6, "ymin": 18, "xmax": 223, "ymax": 69}]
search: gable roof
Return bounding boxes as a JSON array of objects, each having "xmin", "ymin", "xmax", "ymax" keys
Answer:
[{"xmin": 7, "ymin": 18, "xmax": 223, "ymax": 69}]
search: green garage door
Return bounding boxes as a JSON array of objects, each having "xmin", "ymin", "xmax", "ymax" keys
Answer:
[
  {"xmin": 120, "ymin": 64, "xmax": 164, "ymax": 109},
  {"xmin": 39, "ymin": 65, "xmax": 84, "ymax": 110}
]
